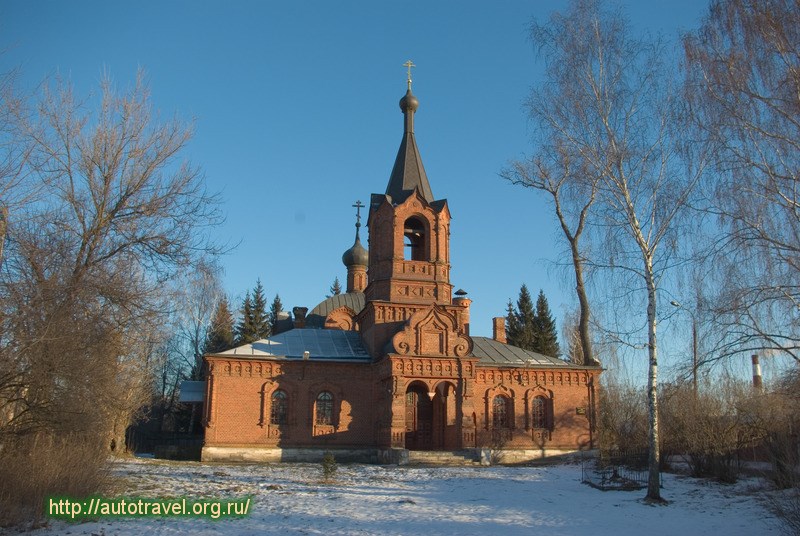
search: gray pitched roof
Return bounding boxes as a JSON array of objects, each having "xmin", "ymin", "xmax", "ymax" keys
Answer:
[
  {"xmin": 212, "ymin": 329, "xmax": 370, "ymax": 362},
  {"xmin": 471, "ymin": 336, "xmax": 592, "ymax": 368},
  {"xmin": 386, "ymin": 132, "xmax": 433, "ymax": 204},
  {"xmin": 306, "ymin": 292, "xmax": 366, "ymax": 328}
]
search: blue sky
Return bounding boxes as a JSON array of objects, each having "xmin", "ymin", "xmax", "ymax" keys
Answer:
[{"xmin": 1, "ymin": 1, "xmax": 709, "ymax": 343}]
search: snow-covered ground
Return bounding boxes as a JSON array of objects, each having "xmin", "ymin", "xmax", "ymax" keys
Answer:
[{"xmin": 34, "ymin": 458, "xmax": 784, "ymax": 535}]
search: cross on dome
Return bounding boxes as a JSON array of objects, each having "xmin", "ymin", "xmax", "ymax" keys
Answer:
[
  {"xmin": 404, "ymin": 60, "xmax": 415, "ymax": 90},
  {"xmin": 352, "ymin": 200, "xmax": 364, "ymax": 228}
]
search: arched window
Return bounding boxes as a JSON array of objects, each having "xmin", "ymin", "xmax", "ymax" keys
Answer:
[
  {"xmin": 492, "ymin": 395, "xmax": 511, "ymax": 428},
  {"xmin": 403, "ymin": 217, "xmax": 427, "ymax": 261},
  {"xmin": 270, "ymin": 390, "xmax": 288, "ymax": 425},
  {"xmin": 316, "ymin": 391, "xmax": 334, "ymax": 425},
  {"xmin": 531, "ymin": 396, "xmax": 549, "ymax": 429}
]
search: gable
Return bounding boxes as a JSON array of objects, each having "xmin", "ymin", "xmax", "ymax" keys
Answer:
[{"xmin": 390, "ymin": 305, "xmax": 472, "ymax": 358}]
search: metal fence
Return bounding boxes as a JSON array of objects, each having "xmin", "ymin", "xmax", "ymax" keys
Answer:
[
  {"xmin": 581, "ymin": 448, "xmax": 655, "ymax": 490},
  {"xmin": 127, "ymin": 430, "xmax": 203, "ymax": 460}
]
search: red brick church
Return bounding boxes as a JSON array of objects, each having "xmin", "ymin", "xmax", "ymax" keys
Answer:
[{"xmin": 200, "ymin": 74, "xmax": 601, "ymax": 463}]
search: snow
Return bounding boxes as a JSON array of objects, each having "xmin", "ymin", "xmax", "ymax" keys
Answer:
[{"xmin": 34, "ymin": 459, "xmax": 783, "ymax": 536}]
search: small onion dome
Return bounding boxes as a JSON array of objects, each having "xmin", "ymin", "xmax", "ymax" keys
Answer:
[
  {"xmin": 399, "ymin": 89, "xmax": 419, "ymax": 112},
  {"xmin": 342, "ymin": 235, "xmax": 369, "ymax": 267}
]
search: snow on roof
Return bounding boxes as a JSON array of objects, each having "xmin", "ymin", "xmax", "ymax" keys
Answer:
[
  {"xmin": 471, "ymin": 336, "xmax": 593, "ymax": 368},
  {"xmin": 213, "ymin": 329, "xmax": 371, "ymax": 362}
]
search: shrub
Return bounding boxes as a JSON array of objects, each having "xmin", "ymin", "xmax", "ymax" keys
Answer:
[
  {"xmin": 0, "ymin": 433, "xmax": 109, "ymax": 528},
  {"xmin": 660, "ymin": 381, "xmax": 746, "ymax": 482},
  {"xmin": 597, "ymin": 380, "xmax": 648, "ymax": 451},
  {"xmin": 321, "ymin": 452, "xmax": 337, "ymax": 483}
]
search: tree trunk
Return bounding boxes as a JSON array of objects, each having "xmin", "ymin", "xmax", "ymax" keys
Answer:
[
  {"xmin": 570, "ymin": 238, "xmax": 595, "ymax": 365},
  {"xmin": 644, "ymin": 256, "xmax": 662, "ymax": 502},
  {"xmin": 0, "ymin": 205, "xmax": 7, "ymax": 263},
  {"xmin": 109, "ymin": 417, "xmax": 128, "ymax": 456}
]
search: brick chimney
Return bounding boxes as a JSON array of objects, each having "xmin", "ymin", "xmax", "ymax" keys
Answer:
[
  {"xmin": 493, "ymin": 317, "xmax": 507, "ymax": 344},
  {"xmin": 453, "ymin": 295, "xmax": 472, "ymax": 335},
  {"xmin": 293, "ymin": 306, "xmax": 308, "ymax": 329},
  {"xmin": 752, "ymin": 354, "xmax": 763, "ymax": 391}
]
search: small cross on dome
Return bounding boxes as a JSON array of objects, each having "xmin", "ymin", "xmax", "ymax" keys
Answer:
[{"xmin": 403, "ymin": 60, "xmax": 415, "ymax": 90}]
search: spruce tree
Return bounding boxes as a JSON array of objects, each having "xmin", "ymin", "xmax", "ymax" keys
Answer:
[
  {"xmin": 269, "ymin": 293, "xmax": 284, "ymax": 334},
  {"xmin": 534, "ymin": 289, "xmax": 560, "ymax": 357},
  {"xmin": 329, "ymin": 276, "xmax": 342, "ymax": 296},
  {"xmin": 507, "ymin": 284, "xmax": 537, "ymax": 351},
  {"xmin": 251, "ymin": 279, "xmax": 270, "ymax": 339},
  {"xmin": 235, "ymin": 291, "xmax": 256, "ymax": 345},
  {"xmin": 505, "ymin": 300, "xmax": 520, "ymax": 344},
  {"xmin": 203, "ymin": 297, "xmax": 235, "ymax": 356}
]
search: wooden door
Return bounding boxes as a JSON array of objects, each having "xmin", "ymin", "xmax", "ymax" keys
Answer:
[{"xmin": 405, "ymin": 389, "xmax": 432, "ymax": 450}]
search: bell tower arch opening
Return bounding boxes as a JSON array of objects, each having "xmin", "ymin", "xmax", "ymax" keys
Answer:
[{"xmin": 403, "ymin": 216, "xmax": 428, "ymax": 261}]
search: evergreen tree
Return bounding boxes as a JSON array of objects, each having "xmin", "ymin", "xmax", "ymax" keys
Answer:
[
  {"xmin": 203, "ymin": 297, "xmax": 235, "ymax": 358},
  {"xmin": 534, "ymin": 289, "xmax": 560, "ymax": 357},
  {"xmin": 506, "ymin": 299, "xmax": 520, "ymax": 344},
  {"xmin": 329, "ymin": 276, "xmax": 342, "ymax": 297},
  {"xmin": 507, "ymin": 284, "xmax": 537, "ymax": 351},
  {"xmin": 251, "ymin": 279, "xmax": 270, "ymax": 339},
  {"xmin": 269, "ymin": 293, "xmax": 284, "ymax": 334},
  {"xmin": 235, "ymin": 291, "xmax": 256, "ymax": 345}
]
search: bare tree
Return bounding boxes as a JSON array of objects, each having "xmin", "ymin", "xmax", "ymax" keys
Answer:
[
  {"xmin": 0, "ymin": 70, "xmax": 224, "ymax": 455},
  {"xmin": 501, "ymin": 27, "xmax": 601, "ymax": 364},
  {"xmin": 0, "ymin": 66, "xmax": 37, "ymax": 263},
  {"xmin": 684, "ymin": 0, "xmax": 800, "ymax": 363},
  {"xmin": 171, "ymin": 260, "xmax": 224, "ymax": 380},
  {"xmin": 523, "ymin": 0, "xmax": 708, "ymax": 501},
  {"xmin": 502, "ymin": 151, "xmax": 598, "ymax": 365},
  {"xmin": 561, "ymin": 307, "xmax": 586, "ymax": 365}
]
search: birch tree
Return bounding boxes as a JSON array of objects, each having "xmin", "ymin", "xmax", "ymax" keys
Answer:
[
  {"xmin": 172, "ymin": 260, "xmax": 225, "ymax": 380},
  {"xmin": 522, "ymin": 0, "xmax": 707, "ymax": 501},
  {"xmin": 684, "ymin": 0, "xmax": 800, "ymax": 362}
]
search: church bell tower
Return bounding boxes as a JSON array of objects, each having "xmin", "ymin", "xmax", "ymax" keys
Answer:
[{"xmin": 358, "ymin": 64, "xmax": 470, "ymax": 360}]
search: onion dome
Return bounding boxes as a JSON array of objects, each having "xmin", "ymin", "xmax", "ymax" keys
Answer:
[
  {"xmin": 342, "ymin": 232, "xmax": 368, "ymax": 267},
  {"xmin": 399, "ymin": 89, "xmax": 419, "ymax": 113},
  {"xmin": 343, "ymin": 200, "xmax": 368, "ymax": 267}
]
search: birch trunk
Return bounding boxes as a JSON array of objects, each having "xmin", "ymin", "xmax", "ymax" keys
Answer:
[{"xmin": 644, "ymin": 255, "xmax": 661, "ymax": 501}]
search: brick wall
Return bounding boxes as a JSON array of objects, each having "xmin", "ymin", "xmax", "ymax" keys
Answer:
[
  {"xmin": 204, "ymin": 356, "xmax": 598, "ymax": 454},
  {"xmin": 472, "ymin": 367, "xmax": 599, "ymax": 451},
  {"xmin": 204, "ymin": 357, "xmax": 379, "ymax": 449}
]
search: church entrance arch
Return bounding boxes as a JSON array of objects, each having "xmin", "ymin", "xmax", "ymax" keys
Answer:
[
  {"xmin": 405, "ymin": 380, "xmax": 460, "ymax": 451},
  {"xmin": 432, "ymin": 381, "xmax": 458, "ymax": 450},
  {"xmin": 405, "ymin": 382, "xmax": 433, "ymax": 450}
]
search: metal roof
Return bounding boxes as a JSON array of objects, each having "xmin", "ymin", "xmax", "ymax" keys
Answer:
[
  {"xmin": 306, "ymin": 292, "xmax": 366, "ymax": 328},
  {"xmin": 385, "ymin": 89, "xmax": 434, "ymax": 204},
  {"xmin": 471, "ymin": 336, "xmax": 589, "ymax": 368},
  {"xmin": 213, "ymin": 329, "xmax": 371, "ymax": 362}
]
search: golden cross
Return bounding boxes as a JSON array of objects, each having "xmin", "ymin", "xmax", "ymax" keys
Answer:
[{"xmin": 403, "ymin": 60, "xmax": 415, "ymax": 90}]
